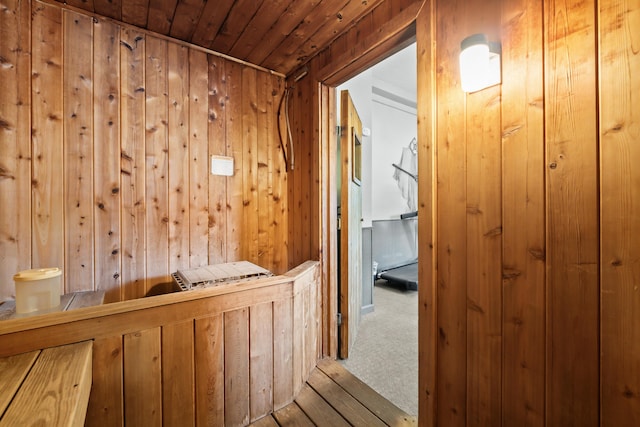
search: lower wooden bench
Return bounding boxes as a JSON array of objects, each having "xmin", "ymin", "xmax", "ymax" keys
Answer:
[
  {"xmin": 0, "ymin": 341, "xmax": 93, "ymax": 427},
  {"xmin": 251, "ymin": 358, "xmax": 417, "ymax": 427}
]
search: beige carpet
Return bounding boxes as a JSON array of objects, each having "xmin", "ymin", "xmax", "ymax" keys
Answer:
[{"xmin": 339, "ymin": 280, "xmax": 418, "ymax": 416}]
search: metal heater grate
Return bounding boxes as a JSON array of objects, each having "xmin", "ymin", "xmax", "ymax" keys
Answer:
[{"xmin": 171, "ymin": 261, "xmax": 273, "ymax": 291}]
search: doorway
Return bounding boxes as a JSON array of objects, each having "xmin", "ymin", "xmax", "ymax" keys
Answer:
[{"xmin": 335, "ymin": 42, "xmax": 418, "ymax": 416}]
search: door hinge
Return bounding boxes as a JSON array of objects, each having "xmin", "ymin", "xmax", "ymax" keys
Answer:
[
  {"xmin": 337, "ymin": 217, "xmax": 342, "ymax": 230},
  {"xmin": 336, "ymin": 125, "xmax": 343, "ymax": 137},
  {"xmin": 337, "ymin": 313, "xmax": 342, "ymax": 326}
]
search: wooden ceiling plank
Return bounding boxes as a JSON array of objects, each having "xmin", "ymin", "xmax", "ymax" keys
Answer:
[
  {"xmin": 147, "ymin": 0, "xmax": 178, "ymax": 35},
  {"xmin": 169, "ymin": 0, "xmax": 206, "ymax": 41},
  {"xmin": 122, "ymin": 0, "xmax": 150, "ymax": 28},
  {"xmin": 93, "ymin": 0, "xmax": 122, "ymax": 20},
  {"xmin": 190, "ymin": 0, "xmax": 235, "ymax": 48},
  {"xmin": 209, "ymin": 0, "xmax": 266, "ymax": 54},
  {"xmin": 279, "ymin": 0, "xmax": 385, "ymax": 73},
  {"xmin": 227, "ymin": 0, "xmax": 291, "ymax": 60},
  {"xmin": 64, "ymin": 0, "xmax": 94, "ymax": 12},
  {"xmin": 259, "ymin": 0, "xmax": 358, "ymax": 72},
  {"xmin": 318, "ymin": 1, "xmax": 420, "ymax": 84},
  {"xmin": 246, "ymin": 0, "xmax": 325, "ymax": 66}
]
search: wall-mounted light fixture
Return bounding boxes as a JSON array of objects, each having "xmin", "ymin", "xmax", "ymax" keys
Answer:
[{"xmin": 459, "ymin": 34, "xmax": 501, "ymax": 93}]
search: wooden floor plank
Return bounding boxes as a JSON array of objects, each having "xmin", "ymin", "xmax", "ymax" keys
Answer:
[
  {"xmin": 306, "ymin": 368, "xmax": 387, "ymax": 427},
  {"xmin": 248, "ymin": 414, "xmax": 280, "ymax": 427},
  {"xmin": 295, "ymin": 383, "xmax": 351, "ymax": 427},
  {"xmin": 272, "ymin": 402, "xmax": 315, "ymax": 426},
  {"xmin": 316, "ymin": 358, "xmax": 417, "ymax": 426},
  {"xmin": 251, "ymin": 359, "xmax": 416, "ymax": 427}
]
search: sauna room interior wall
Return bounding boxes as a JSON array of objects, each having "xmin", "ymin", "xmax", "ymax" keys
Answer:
[
  {"xmin": 417, "ymin": 0, "xmax": 639, "ymax": 425},
  {"xmin": 0, "ymin": 0, "xmax": 292, "ymax": 304}
]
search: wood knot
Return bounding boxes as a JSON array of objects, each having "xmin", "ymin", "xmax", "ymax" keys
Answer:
[{"xmin": 467, "ymin": 298, "xmax": 485, "ymax": 314}]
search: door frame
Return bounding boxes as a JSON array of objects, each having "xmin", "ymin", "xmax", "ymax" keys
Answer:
[
  {"xmin": 314, "ymin": 5, "xmax": 434, "ymax": 423},
  {"xmin": 319, "ymin": 37, "xmax": 419, "ymax": 359}
]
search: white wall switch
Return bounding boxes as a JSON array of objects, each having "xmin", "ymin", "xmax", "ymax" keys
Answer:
[{"xmin": 211, "ymin": 155, "xmax": 234, "ymax": 176}]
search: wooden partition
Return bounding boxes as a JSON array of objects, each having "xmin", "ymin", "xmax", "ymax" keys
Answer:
[
  {"xmin": 0, "ymin": 0, "xmax": 293, "ymax": 304},
  {"xmin": 0, "ymin": 261, "xmax": 321, "ymax": 427},
  {"xmin": 413, "ymin": 0, "xmax": 640, "ymax": 426}
]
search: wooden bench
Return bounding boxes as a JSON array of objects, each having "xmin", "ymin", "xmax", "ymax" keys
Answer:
[
  {"xmin": 0, "ymin": 341, "xmax": 93, "ymax": 426},
  {"xmin": 0, "ymin": 290, "xmax": 105, "ymax": 321}
]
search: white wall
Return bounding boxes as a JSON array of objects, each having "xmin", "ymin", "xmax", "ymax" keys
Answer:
[{"xmin": 370, "ymin": 92, "xmax": 416, "ymax": 220}]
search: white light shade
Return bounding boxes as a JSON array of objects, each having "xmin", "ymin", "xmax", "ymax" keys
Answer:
[{"xmin": 459, "ymin": 34, "xmax": 501, "ymax": 93}]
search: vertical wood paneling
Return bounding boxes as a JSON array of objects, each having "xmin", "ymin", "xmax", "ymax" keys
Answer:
[
  {"xmin": 242, "ymin": 67, "xmax": 260, "ymax": 264},
  {"xmin": 257, "ymin": 70, "xmax": 272, "ymax": 268},
  {"xmin": 120, "ymin": 28, "xmax": 147, "ymax": 300},
  {"xmin": 3, "ymin": 2, "xmax": 291, "ymax": 301},
  {"xmin": 188, "ymin": 48, "xmax": 209, "ymax": 268},
  {"xmin": 464, "ymin": 3, "xmax": 502, "ymax": 425},
  {"xmin": 599, "ymin": 1, "xmax": 640, "ymax": 425},
  {"xmin": 501, "ymin": 0, "xmax": 546, "ymax": 425},
  {"xmin": 0, "ymin": 0, "xmax": 31, "ymax": 301},
  {"xmin": 86, "ymin": 336, "xmax": 124, "ymax": 427},
  {"xmin": 416, "ymin": 4, "xmax": 437, "ymax": 425},
  {"xmin": 224, "ymin": 307, "xmax": 250, "ymax": 426},
  {"xmin": 145, "ymin": 36, "xmax": 169, "ymax": 290},
  {"xmin": 208, "ymin": 55, "xmax": 228, "ymax": 264},
  {"xmin": 31, "ymin": 2, "xmax": 64, "ymax": 279},
  {"xmin": 545, "ymin": 1, "xmax": 599, "ymax": 425},
  {"xmin": 318, "ymin": 81, "xmax": 331, "ymax": 358},
  {"xmin": 466, "ymin": 84, "xmax": 502, "ymax": 426},
  {"xmin": 293, "ymin": 286, "xmax": 304, "ymax": 396},
  {"xmin": 310, "ymin": 73, "xmax": 321, "ymax": 266},
  {"xmin": 271, "ymin": 75, "xmax": 287, "ymax": 273},
  {"xmin": 250, "ymin": 302, "xmax": 274, "ymax": 422},
  {"xmin": 194, "ymin": 314, "xmax": 225, "ymax": 427},
  {"xmin": 306, "ymin": 278, "xmax": 320, "ymax": 374},
  {"xmin": 93, "ymin": 18, "xmax": 122, "ymax": 303},
  {"xmin": 124, "ymin": 328, "xmax": 162, "ymax": 426},
  {"xmin": 435, "ymin": 2, "xmax": 467, "ymax": 425},
  {"xmin": 273, "ymin": 297, "xmax": 293, "ymax": 409},
  {"xmin": 289, "ymin": 84, "xmax": 302, "ymax": 267},
  {"xmin": 64, "ymin": 10, "xmax": 94, "ymax": 292},
  {"xmin": 162, "ymin": 321, "xmax": 195, "ymax": 427},
  {"xmin": 226, "ymin": 60, "xmax": 244, "ymax": 261},
  {"xmin": 167, "ymin": 42, "xmax": 190, "ymax": 274}
]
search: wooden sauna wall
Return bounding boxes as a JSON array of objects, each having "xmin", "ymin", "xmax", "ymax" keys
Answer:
[
  {"xmin": 416, "ymin": 0, "xmax": 640, "ymax": 425},
  {"xmin": 0, "ymin": 0, "xmax": 290, "ymax": 304},
  {"xmin": 0, "ymin": 261, "xmax": 321, "ymax": 426}
]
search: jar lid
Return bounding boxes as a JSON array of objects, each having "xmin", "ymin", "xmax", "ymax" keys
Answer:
[{"xmin": 14, "ymin": 268, "xmax": 62, "ymax": 282}]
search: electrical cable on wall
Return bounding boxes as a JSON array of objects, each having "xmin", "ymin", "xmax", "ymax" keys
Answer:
[
  {"xmin": 277, "ymin": 87, "xmax": 292, "ymax": 171},
  {"xmin": 277, "ymin": 67, "xmax": 308, "ymax": 172}
]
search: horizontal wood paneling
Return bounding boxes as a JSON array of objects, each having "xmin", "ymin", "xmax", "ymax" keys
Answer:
[
  {"xmin": 0, "ymin": 0, "xmax": 288, "ymax": 303},
  {"xmin": 0, "ymin": 261, "xmax": 320, "ymax": 427}
]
